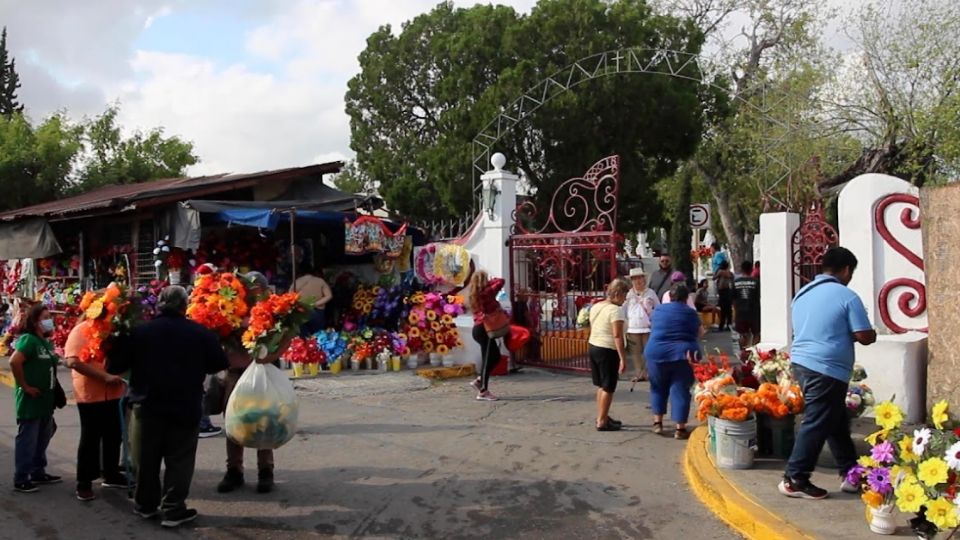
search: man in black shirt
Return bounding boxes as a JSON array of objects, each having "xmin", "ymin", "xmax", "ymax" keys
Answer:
[
  {"xmin": 649, "ymin": 255, "xmax": 674, "ymax": 299},
  {"xmin": 733, "ymin": 261, "xmax": 761, "ymax": 349},
  {"xmin": 109, "ymin": 286, "xmax": 228, "ymax": 528}
]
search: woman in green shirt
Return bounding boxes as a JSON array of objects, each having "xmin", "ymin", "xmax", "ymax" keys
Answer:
[{"xmin": 10, "ymin": 304, "xmax": 62, "ymax": 493}]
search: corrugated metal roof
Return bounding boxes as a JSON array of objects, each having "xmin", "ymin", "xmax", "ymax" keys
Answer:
[{"xmin": 0, "ymin": 162, "xmax": 343, "ymax": 222}]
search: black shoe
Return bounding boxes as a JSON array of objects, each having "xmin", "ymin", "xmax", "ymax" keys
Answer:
[
  {"xmin": 102, "ymin": 475, "xmax": 133, "ymax": 489},
  {"xmin": 198, "ymin": 426, "xmax": 222, "ymax": 439},
  {"xmin": 33, "ymin": 473, "xmax": 62, "ymax": 484},
  {"xmin": 607, "ymin": 417, "xmax": 623, "ymax": 427},
  {"xmin": 778, "ymin": 477, "xmax": 828, "ymax": 500},
  {"xmin": 596, "ymin": 421, "xmax": 622, "ymax": 432},
  {"xmin": 13, "ymin": 482, "xmax": 38, "ymax": 493},
  {"xmin": 134, "ymin": 505, "xmax": 160, "ymax": 519},
  {"xmin": 161, "ymin": 508, "xmax": 198, "ymax": 528},
  {"xmin": 217, "ymin": 469, "xmax": 244, "ymax": 493},
  {"xmin": 257, "ymin": 470, "xmax": 274, "ymax": 494}
]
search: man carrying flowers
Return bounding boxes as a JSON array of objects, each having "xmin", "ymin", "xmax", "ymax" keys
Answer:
[
  {"xmin": 779, "ymin": 247, "xmax": 876, "ymax": 500},
  {"xmin": 218, "ymin": 272, "xmax": 292, "ymax": 495}
]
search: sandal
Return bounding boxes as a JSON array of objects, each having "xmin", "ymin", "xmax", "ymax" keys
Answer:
[
  {"xmin": 596, "ymin": 420, "xmax": 622, "ymax": 432},
  {"xmin": 652, "ymin": 421, "xmax": 663, "ymax": 435},
  {"xmin": 674, "ymin": 427, "xmax": 690, "ymax": 440}
]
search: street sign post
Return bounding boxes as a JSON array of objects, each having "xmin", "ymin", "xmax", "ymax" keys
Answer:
[{"xmin": 689, "ymin": 203, "xmax": 711, "ymax": 229}]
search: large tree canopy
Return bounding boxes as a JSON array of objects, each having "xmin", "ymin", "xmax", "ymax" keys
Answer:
[{"xmin": 346, "ymin": 0, "xmax": 710, "ymax": 231}]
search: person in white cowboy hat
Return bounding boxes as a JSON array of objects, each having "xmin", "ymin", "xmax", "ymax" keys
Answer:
[{"xmin": 624, "ymin": 268, "xmax": 659, "ymax": 382}]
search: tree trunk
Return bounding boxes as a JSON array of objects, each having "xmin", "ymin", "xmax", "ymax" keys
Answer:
[{"xmin": 693, "ymin": 161, "xmax": 750, "ymax": 268}]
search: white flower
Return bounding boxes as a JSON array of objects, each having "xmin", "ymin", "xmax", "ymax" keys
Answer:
[
  {"xmin": 153, "ymin": 248, "xmax": 161, "ymax": 255},
  {"xmin": 164, "ymin": 235, "xmax": 170, "ymax": 241},
  {"xmin": 945, "ymin": 441, "xmax": 960, "ymax": 470},
  {"xmin": 162, "ymin": 246, "xmax": 170, "ymax": 252},
  {"xmin": 846, "ymin": 393, "xmax": 862, "ymax": 409},
  {"xmin": 154, "ymin": 260, "xmax": 163, "ymax": 268},
  {"xmin": 157, "ymin": 240, "xmax": 166, "ymax": 246},
  {"xmin": 188, "ymin": 259, "xmax": 197, "ymax": 267},
  {"xmin": 913, "ymin": 428, "xmax": 933, "ymax": 456}
]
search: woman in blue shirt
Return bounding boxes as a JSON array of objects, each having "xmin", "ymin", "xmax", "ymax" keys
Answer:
[{"xmin": 644, "ymin": 283, "xmax": 702, "ymax": 440}]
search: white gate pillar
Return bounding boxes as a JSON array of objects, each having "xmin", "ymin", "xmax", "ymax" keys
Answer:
[{"xmin": 759, "ymin": 212, "xmax": 800, "ymax": 349}]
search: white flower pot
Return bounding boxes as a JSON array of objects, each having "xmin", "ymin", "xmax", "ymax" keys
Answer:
[
  {"xmin": 442, "ymin": 356, "xmax": 455, "ymax": 367},
  {"xmin": 429, "ymin": 353, "xmax": 442, "ymax": 366},
  {"xmin": 869, "ymin": 506, "xmax": 897, "ymax": 535},
  {"xmin": 406, "ymin": 355, "xmax": 419, "ymax": 369}
]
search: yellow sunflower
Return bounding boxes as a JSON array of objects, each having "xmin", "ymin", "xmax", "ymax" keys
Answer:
[
  {"xmin": 932, "ymin": 400, "xmax": 950, "ymax": 429},
  {"xmin": 85, "ymin": 299, "xmax": 105, "ymax": 320},
  {"xmin": 408, "ymin": 312, "xmax": 421, "ymax": 324},
  {"xmin": 431, "ymin": 321, "xmax": 442, "ymax": 331},
  {"xmin": 423, "ymin": 341, "xmax": 434, "ymax": 352},
  {"xmin": 426, "ymin": 310, "xmax": 437, "ymax": 321},
  {"xmin": 409, "ymin": 327, "xmax": 421, "ymax": 338},
  {"xmin": 926, "ymin": 497, "xmax": 959, "ymax": 530},
  {"xmin": 899, "ymin": 436, "xmax": 919, "ymax": 463},
  {"xmin": 918, "ymin": 457, "xmax": 949, "ymax": 487},
  {"xmin": 895, "ymin": 479, "xmax": 927, "ymax": 513},
  {"xmin": 441, "ymin": 314, "xmax": 454, "ymax": 325},
  {"xmin": 874, "ymin": 402, "xmax": 904, "ymax": 430},
  {"xmin": 436, "ymin": 344, "xmax": 449, "ymax": 355}
]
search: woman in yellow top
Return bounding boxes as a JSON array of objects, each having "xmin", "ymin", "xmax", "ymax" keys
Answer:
[{"xmin": 588, "ymin": 277, "xmax": 630, "ymax": 432}]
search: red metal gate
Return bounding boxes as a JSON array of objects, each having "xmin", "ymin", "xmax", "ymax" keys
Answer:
[
  {"xmin": 791, "ymin": 201, "xmax": 838, "ymax": 296},
  {"xmin": 509, "ymin": 156, "xmax": 621, "ymax": 372}
]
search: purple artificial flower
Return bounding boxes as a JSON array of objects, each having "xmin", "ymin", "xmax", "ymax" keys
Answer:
[
  {"xmin": 866, "ymin": 467, "xmax": 892, "ymax": 495},
  {"xmin": 845, "ymin": 464, "xmax": 866, "ymax": 486},
  {"xmin": 871, "ymin": 441, "xmax": 895, "ymax": 464}
]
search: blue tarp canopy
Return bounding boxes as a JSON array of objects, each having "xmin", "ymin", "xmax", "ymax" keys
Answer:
[{"xmin": 207, "ymin": 208, "xmax": 349, "ymax": 230}]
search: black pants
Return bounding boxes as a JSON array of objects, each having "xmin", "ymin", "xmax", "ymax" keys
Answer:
[
  {"xmin": 718, "ymin": 289, "xmax": 734, "ymax": 329},
  {"xmin": 785, "ymin": 365, "xmax": 857, "ymax": 482},
  {"xmin": 472, "ymin": 324, "xmax": 501, "ymax": 392},
  {"xmin": 76, "ymin": 399, "xmax": 123, "ymax": 489},
  {"xmin": 134, "ymin": 408, "xmax": 200, "ymax": 513}
]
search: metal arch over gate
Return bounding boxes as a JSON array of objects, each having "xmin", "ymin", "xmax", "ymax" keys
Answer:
[
  {"xmin": 471, "ymin": 47, "xmax": 803, "ymax": 211},
  {"xmin": 509, "ymin": 155, "xmax": 621, "ymax": 372},
  {"xmin": 791, "ymin": 201, "xmax": 838, "ymax": 296}
]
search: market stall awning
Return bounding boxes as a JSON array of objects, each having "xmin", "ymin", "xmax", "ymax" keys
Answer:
[
  {"xmin": 199, "ymin": 207, "xmax": 348, "ymax": 230},
  {"xmin": 0, "ymin": 218, "xmax": 63, "ymax": 259}
]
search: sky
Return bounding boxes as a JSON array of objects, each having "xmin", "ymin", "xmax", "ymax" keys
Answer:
[{"xmin": 2, "ymin": 0, "xmax": 861, "ymax": 177}]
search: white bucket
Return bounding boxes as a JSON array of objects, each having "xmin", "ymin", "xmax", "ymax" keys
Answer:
[{"xmin": 714, "ymin": 416, "xmax": 757, "ymax": 470}]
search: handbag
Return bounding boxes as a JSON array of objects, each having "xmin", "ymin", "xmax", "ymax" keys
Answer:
[
  {"xmin": 54, "ymin": 379, "xmax": 67, "ymax": 409},
  {"xmin": 204, "ymin": 373, "xmax": 225, "ymax": 416},
  {"xmin": 483, "ymin": 308, "xmax": 511, "ymax": 339}
]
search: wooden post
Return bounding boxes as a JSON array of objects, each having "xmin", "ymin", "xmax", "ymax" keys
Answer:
[
  {"xmin": 78, "ymin": 230, "xmax": 85, "ymax": 290},
  {"xmin": 289, "ymin": 210, "xmax": 297, "ymax": 291}
]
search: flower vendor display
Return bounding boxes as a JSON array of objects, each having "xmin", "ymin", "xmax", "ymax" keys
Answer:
[
  {"xmin": 399, "ymin": 291, "xmax": 465, "ymax": 356},
  {"xmin": 282, "ymin": 337, "xmax": 327, "ymax": 377},
  {"xmin": 847, "ymin": 364, "xmax": 876, "ymax": 419},
  {"xmin": 314, "ymin": 329, "xmax": 349, "ymax": 366},
  {"xmin": 242, "ymin": 292, "xmax": 311, "ymax": 360},
  {"xmin": 187, "ymin": 272, "xmax": 253, "ymax": 348},
  {"xmin": 695, "ymin": 374, "xmax": 755, "ymax": 422},
  {"xmin": 851, "ymin": 399, "xmax": 960, "ymax": 537}
]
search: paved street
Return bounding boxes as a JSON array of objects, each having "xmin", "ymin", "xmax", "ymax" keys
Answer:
[{"xmin": 0, "ymin": 358, "xmax": 739, "ymax": 540}]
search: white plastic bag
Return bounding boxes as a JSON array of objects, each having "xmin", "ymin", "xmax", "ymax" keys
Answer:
[{"xmin": 224, "ymin": 363, "xmax": 299, "ymax": 449}]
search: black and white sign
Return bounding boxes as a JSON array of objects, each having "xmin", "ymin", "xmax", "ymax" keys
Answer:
[{"xmin": 689, "ymin": 204, "xmax": 711, "ymax": 229}]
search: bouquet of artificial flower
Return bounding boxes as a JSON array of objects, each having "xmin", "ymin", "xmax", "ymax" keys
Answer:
[
  {"xmin": 282, "ymin": 337, "xmax": 327, "ymax": 365},
  {"xmin": 751, "ymin": 348, "xmax": 793, "ymax": 387},
  {"xmin": 242, "ymin": 293, "xmax": 311, "ymax": 360},
  {"xmin": 78, "ymin": 283, "xmax": 142, "ymax": 363},
  {"xmin": 753, "ymin": 382, "xmax": 804, "ymax": 418},
  {"xmin": 187, "ymin": 272, "xmax": 252, "ymax": 339}
]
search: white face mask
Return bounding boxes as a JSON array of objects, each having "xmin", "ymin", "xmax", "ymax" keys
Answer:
[{"xmin": 40, "ymin": 319, "xmax": 55, "ymax": 333}]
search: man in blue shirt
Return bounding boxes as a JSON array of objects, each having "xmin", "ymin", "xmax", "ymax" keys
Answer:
[{"xmin": 779, "ymin": 247, "xmax": 876, "ymax": 500}]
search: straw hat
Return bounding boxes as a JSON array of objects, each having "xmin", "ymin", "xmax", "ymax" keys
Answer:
[{"xmin": 628, "ymin": 268, "xmax": 646, "ymax": 279}]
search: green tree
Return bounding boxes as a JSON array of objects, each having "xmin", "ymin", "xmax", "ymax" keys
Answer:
[
  {"xmin": 332, "ymin": 160, "xmax": 376, "ymax": 195},
  {"xmin": 0, "ymin": 27, "xmax": 23, "ymax": 117},
  {"xmin": 819, "ymin": 0, "xmax": 960, "ymax": 188},
  {"xmin": 0, "ymin": 112, "xmax": 82, "ymax": 210},
  {"xmin": 346, "ymin": 0, "xmax": 709, "ymax": 230},
  {"xmin": 76, "ymin": 104, "xmax": 198, "ymax": 192}
]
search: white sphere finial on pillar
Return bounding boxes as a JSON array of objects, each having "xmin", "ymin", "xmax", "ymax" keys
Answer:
[{"xmin": 491, "ymin": 152, "xmax": 506, "ymax": 171}]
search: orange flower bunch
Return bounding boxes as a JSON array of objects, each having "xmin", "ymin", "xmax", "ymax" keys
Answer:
[
  {"xmin": 187, "ymin": 272, "xmax": 250, "ymax": 337},
  {"xmin": 753, "ymin": 382, "xmax": 804, "ymax": 418},
  {"xmin": 242, "ymin": 293, "xmax": 311, "ymax": 358},
  {"xmin": 695, "ymin": 373, "xmax": 756, "ymax": 422},
  {"xmin": 78, "ymin": 284, "xmax": 129, "ymax": 363}
]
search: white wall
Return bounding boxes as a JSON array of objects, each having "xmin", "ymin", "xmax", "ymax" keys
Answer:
[{"xmin": 758, "ymin": 213, "xmax": 800, "ymax": 348}]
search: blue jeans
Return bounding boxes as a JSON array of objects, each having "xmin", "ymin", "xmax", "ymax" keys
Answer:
[
  {"xmin": 785, "ymin": 364, "xmax": 857, "ymax": 482},
  {"xmin": 14, "ymin": 415, "xmax": 57, "ymax": 484},
  {"xmin": 648, "ymin": 360, "xmax": 694, "ymax": 424},
  {"xmin": 300, "ymin": 309, "xmax": 326, "ymax": 337},
  {"xmin": 199, "ymin": 415, "xmax": 215, "ymax": 430}
]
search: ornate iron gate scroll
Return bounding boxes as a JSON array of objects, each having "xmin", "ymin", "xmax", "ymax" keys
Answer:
[{"xmin": 509, "ymin": 156, "xmax": 621, "ymax": 372}]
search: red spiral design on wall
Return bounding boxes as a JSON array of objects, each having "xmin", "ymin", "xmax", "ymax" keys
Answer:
[{"xmin": 874, "ymin": 193, "xmax": 927, "ymax": 333}]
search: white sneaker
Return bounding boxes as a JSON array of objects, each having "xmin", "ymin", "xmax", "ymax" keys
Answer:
[
  {"xmin": 476, "ymin": 391, "xmax": 499, "ymax": 402},
  {"xmin": 840, "ymin": 479, "xmax": 860, "ymax": 494}
]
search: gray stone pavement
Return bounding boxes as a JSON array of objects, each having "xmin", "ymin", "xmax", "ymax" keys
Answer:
[{"xmin": 0, "ymin": 349, "xmax": 741, "ymax": 540}]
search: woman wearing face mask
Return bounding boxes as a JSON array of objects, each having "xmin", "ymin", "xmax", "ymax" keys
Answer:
[{"xmin": 9, "ymin": 304, "xmax": 63, "ymax": 493}]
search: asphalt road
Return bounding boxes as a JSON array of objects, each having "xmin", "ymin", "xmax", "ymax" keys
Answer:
[{"xmin": 0, "ymin": 356, "xmax": 740, "ymax": 539}]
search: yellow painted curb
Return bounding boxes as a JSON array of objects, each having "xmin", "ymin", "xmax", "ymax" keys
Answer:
[
  {"xmin": 0, "ymin": 367, "xmax": 14, "ymax": 388},
  {"xmin": 683, "ymin": 426, "xmax": 816, "ymax": 540}
]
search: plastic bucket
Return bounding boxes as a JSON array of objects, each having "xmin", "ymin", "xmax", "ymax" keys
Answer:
[
  {"xmin": 714, "ymin": 416, "xmax": 757, "ymax": 469},
  {"xmin": 757, "ymin": 414, "xmax": 796, "ymax": 459}
]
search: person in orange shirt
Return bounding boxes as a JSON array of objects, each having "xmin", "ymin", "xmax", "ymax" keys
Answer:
[{"xmin": 63, "ymin": 318, "xmax": 128, "ymax": 502}]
